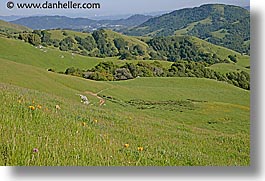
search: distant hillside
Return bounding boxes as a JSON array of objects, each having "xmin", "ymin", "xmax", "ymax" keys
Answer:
[
  {"xmin": 15, "ymin": 28, "xmax": 249, "ymax": 64},
  {"xmin": 125, "ymin": 4, "xmax": 250, "ymax": 55},
  {"xmin": 11, "ymin": 14, "xmax": 152, "ymax": 31},
  {"xmin": 0, "ymin": 20, "xmax": 31, "ymax": 34},
  {"xmin": 113, "ymin": 14, "xmax": 152, "ymax": 27}
]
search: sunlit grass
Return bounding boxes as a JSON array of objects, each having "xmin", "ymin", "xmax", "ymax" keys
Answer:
[{"xmin": 0, "ymin": 81, "xmax": 250, "ymax": 166}]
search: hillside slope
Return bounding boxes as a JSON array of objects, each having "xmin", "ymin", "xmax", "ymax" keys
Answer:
[
  {"xmin": 146, "ymin": 35, "xmax": 250, "ymax": 65},
  {"xmin": 0, "ymin": 34, "xmax": 250, "ymax": 75},
  {"xmin": 0, "ymin": 37, "xmax": 104, "ymax": 72},
  {"xmin": 0, "ymin": 20, "xmax": 31, "ymax": 34},
  {"xmin": 12, "ymin": 28, "xmax": 250, "ymax": 65},
  {"xmin": 0, "ymin": 55, "xmax": 250, "ymax": 165},
  {"xmin": 125, "ymin": 4, "xmax": 250, "ymax": 54}
]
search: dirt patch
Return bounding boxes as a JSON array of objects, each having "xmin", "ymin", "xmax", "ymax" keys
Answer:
[{"xmin": 84, "ymin": 91, "xmax": 105, "ymax": 106}]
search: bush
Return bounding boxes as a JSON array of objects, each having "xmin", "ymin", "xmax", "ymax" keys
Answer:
[
  {"xmin": 47, "ymin": 68, "xmax": 55, "ymax": 72},
  {"xmin": 65, "ymin": 67, "xmax": 83, "ymax": 77},
  {"xmin": 114, "ymin": 68, "xmax": 133, "ymax": 80},
  {"xmin": 228, "ymin": 55, "xmax": 237, "ymax": 63},
  {"xmin": 84, "ymin": 71, "xmax": 114, "ymax": 81},
  {"xmin": 59, "ymin": 37, "xmax": 75, "ymax": 51}
]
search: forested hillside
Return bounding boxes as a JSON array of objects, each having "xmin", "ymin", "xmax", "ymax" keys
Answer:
[{"xmin": 125, "ymin": 4, "xmax": 250, "ymax": 55}]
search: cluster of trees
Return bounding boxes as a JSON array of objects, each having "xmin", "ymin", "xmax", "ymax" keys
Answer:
[
  {"xmin": 18, "ymin": 33, "xmax": 41, "ymax": 46},
  {"xmin": 167, "ymin": 61, "xmax": 250, "ymax": 90},
  {"xmin": 147, "ymin": 36, "xmax": 226, "ymax": 64},
  {"xmin": 114, "ymin": 38, "xmax": 146, "ymax": 60},
  {"xmin": 64, "ymin": 60, "xmax": 250, "ymax": 90},
  {"xmin": 92, "ymin": 30, "xmax": 118, "ymax": 57},
  {"xmin": 18, "ymin": 29, "xmax": 147, "ymax": 60},
  {"xmin": 18, "ymin": 30, "xmax": 60, "ymax": 47},
  {"xmin": 65, "ymin": 61, "xmax": 165, "ymax": 81}
]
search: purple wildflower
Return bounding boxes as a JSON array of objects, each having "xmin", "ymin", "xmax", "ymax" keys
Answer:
[{"xmin": 33, "ymin": 148, "xmax": 39, "ymax": 153}]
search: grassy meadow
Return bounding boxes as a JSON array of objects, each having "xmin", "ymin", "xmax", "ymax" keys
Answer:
[{"xmin": 0, "ymin": 54, "xmax": 250, "ymax": 166}]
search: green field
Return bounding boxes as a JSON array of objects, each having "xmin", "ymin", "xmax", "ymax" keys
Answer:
[
  {"xmin": 0, "ymin": 37, "xmax": 105, "ymax": 72},
  {"xmin": 0, "ymin": 37, "xmax": 173, "ymax": 72},
  {"xmin": 0, "ymin": 56, "xmax": 250, "ymax": 166},
  {"xmin": 209, "ymin": 63, "xmax": 250, "ymax": 74}
]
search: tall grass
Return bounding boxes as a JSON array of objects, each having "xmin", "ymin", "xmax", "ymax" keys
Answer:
[{"xmin": 0, "ymin": 82, "xmax": 250, "ymax": 166}]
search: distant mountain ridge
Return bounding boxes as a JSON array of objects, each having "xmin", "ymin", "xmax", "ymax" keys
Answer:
[
  {"xmin": 10, "ymin": 14, "xmax": 152, "ymax": 31},
  {"xmin": 0, "ymin": 15, "xmax": 25, "ymax": 22}
]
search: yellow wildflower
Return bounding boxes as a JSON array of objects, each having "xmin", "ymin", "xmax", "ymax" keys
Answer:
[
  {"xmin": 29, "ymin": 106, "xmax": 35, "ymax": 111},
  {"xmin": 82, "ymin": 122, "xmax": 86, "ymax": 127},
  {"xmin": 37, "ymin": 105, "xmax": 42, "ymax": 109},
  {"xmin": 137, "ymin": 147, "xmax": 144, "ymax": 151},
  {"xmin": 124, "ymin": 144, "xmax": 129, "ymax": 148},
  {"xmin": 94, "ymin": 119, "xmax": 98, "ymax": 123}
]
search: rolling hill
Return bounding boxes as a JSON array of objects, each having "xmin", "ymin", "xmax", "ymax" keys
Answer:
[
  {"xmin": 125, "ymin": 4, "xmax": 250, "ymax": 54},
  {"xmin": 0, "ymin": 19, "xmax": 32, "ymax": 34},
  {"xmin": 0, "ymin": 32, "xmax": 250, "ymax": 76},
  {"xmin": 13, "ymin": 27, "xmax": 250, "ymax": 66}
]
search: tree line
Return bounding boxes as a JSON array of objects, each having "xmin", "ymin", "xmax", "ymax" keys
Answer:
[{"xmin": 63, "ymin": 61, "xmax": 250, "ymax": 90}]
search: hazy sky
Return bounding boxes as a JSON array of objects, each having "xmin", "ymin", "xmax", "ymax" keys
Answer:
[{"xmin": 0, "ymin": 0, "xmax": 250, "ymax": 17}]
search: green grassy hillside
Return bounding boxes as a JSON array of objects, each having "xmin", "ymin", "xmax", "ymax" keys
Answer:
[
  {"xmin": 0, "ymin": 54, "xmax": 250, "ymax": 165},
  {"xmin": 0, "ymin": 37, "xmax": 110, "ymax": 72},
  {"xmin": 48, "ymin": 29, "xmax": 149, "ymax": 51},
  {"xmin": 0, "ymin": 20, "xmax": 32, "ymax": 34},
  {"xmin": 185, "ymin": 36, "xmax": 250, "ymax": 73},
  {"xmin": 104, "ymin": 29, "xmax": 149, "ymax": 53},
  {"xmin": 9, "ymin": 27, "xmax": 250, "ymax": 75},
  {"xmin": 180, "ymin": 36, "xmax": 249, "ymax": 63},
  {"xmin": 0, "ymin": 37, "xmax": 172, "ymax": 72},
  {"xmin": 209, "ymin": 63, "xmax": 250, "ymax": 74}
]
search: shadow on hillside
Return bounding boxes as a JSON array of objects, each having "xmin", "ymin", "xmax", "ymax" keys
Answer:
[{"xmin": 8, "ymin": 10, "xmax": 262, "ymax": 180}]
